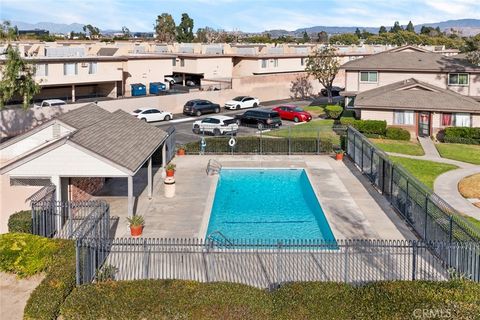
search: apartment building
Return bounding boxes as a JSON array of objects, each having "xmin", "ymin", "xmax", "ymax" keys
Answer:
[{"xmin": 340, "ymin": 46, "xmax": 480, "ymax": 137}]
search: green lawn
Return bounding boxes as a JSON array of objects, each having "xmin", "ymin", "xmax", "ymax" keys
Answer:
[
  {"xmin": 435, "ymin": 143, "xmax": 480, "ymax": 165},
  {"xmin": 465, "ymin": 216, "xmax": 480, "ymax": 230},
  {"xmin": 370, "ymin": 139, "xmax": 425, "ymax": 156},
  {"xmin": 389, "ymin": 156, "xmax": 458, "ymax": 189},
  {"xmin": 60, "ymin": 280, "xmax": 480, "ymax": 320},
  {"xmin": 265, "ymin": 119, "xmax": 339, "ymax": 144}
]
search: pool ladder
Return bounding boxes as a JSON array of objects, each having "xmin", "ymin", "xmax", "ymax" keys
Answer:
[
  {"xmin": 207, "ymin": 230, "xmax": 233, "ymax": 247},
  {"xmin": 206, "ymin": 159, "xmax": 222, "ymax": 175}
]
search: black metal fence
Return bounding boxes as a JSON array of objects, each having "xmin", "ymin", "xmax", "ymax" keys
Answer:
[
  {"xmin": 76, "ymin": 238, "xmax": 479, "ymax": 287},
  {"xmin": 31, "ymin": 200, "xmax": 110, "ymax": 239},
  {"xmin": 346, "ymin": 126, "xmax": 480, "ymax": 245},
  {"xmin": 183, "ymin": 126, "xmax": 342, "ymax": 155}
]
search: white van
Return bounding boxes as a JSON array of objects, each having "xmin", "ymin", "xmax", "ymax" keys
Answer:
[{"xmin": 34, "ymin": 99, "xmax": 67, "ymax": 108}]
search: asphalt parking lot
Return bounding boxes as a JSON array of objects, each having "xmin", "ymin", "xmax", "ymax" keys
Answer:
[{"xmin": 151, "ymin": 100, "xmax": 311, "ymax": 145}]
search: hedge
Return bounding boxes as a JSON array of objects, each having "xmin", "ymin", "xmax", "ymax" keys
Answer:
[
  {"xmin": 324, "ymin": 105, "xmax": 343, "ymax": 119},
  {"xmin": 385, "ymin": 127, "xmax": 411, "ymax": 141},
  {"xmin": 184, "ymin": 136, "xmax": 334, "ymax": 154},
  {"xmin": 60, "ymin": 280, "xmax": 480, "ymax": 319},
  {"xmin": 24, "ymin": 238, "xmax": 76, "ymax": 320},
  {"xmin": 340, "ymin": 119, "xmax": 387, "ymax": 135},
  {"xmin": 341, "ymin": 109, "xmax": 356, "ymax": 118},
  {"xmin": 442, "ymin": 127, "xmax": 480, "ymax": 145},
  {"xmin": 8, "ymin": 210, "xmax": 32, "ymax": 233}
]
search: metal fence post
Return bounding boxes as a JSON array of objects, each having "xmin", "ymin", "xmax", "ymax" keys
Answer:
[
  {"xmin": 76, "ymin": 240, "xmax": 81, "ymax": 285},
  {"xmin": 288, "ymin": 127, "xmax": 291, "ymax": 155},
  {"xmin": 412, "ymin": 240, "xmax": 417, "ymax": 280},
  {"xmin": 260, "ymin": 130, "xmax": 263, "ymax": 155},
  {"xmin": 449, "ymin": 216, "xmax": 453, "ymax": 245},
  {"xmin": 344, "ymin": 242, "xmax": 349, "ymax": 283},
  {"xmin": 276, "ymin": 241, "xmax": 283, "ymax": 286},
  {"xmin": 316, "ymin": 127, "xmax": 320, "ymax": 155},
  {"xmin": 352, "ymin": 130, "xmax": 356, "ymax": 162},
  {"xmin": 143, "ymin": 239, "xmax": 149, "ymax": 279},
  {"xmin": 424, "ymin": 198, "xmax": 429, "ymax": 241}
]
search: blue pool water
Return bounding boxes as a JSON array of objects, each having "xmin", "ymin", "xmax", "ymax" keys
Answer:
[{"xmin": 206, "ymin": 169, "xmax": 336, "ymax": 241}]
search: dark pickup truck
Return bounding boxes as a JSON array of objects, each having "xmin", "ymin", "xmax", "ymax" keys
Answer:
[{"xmin": 235, "ymin": 109, "xmax": 282, "ymax": 130}]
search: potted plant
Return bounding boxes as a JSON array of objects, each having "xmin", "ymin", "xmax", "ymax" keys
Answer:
[
  {"xmin": 127, "ymin": 215, "xmax": 144, "ymax": 237},
  {"xmin": 166, "ymin": 163, "xmax": 176, "ymax": 177},
  {"xmin": 335, "ymin": 149, "xmax": 344, "ymax": 161},
  {"xmin": 177, "ymin": 147, "xmax": 186, "ymax": 156}
]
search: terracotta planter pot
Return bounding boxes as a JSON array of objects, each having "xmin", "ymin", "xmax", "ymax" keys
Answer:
[
  {"xmin": 130, "ymin": 225, "xmax": 143, "ymax": 237},
  {"xmin": 177, "ymin": 149, "xmax": 186, "ymax": 156},
  {"xmin": 335, "ymin": 153, "xmax": 344, "ymax": 161},
  {"xmin": 166, "ymin": 169, "xmax": 175, "ymax": 177}
]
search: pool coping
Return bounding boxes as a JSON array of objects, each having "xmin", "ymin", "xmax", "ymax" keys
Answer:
[{"xmin": 199, "ymin": 166, "xmax": 342, "ymax": 241}]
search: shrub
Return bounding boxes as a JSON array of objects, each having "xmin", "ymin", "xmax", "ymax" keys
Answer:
[
  {"xmin": 340, "ymin": 119, "xmax": 387, "ymax": 135},
  {"xmin": 8, "ymin": 210, "xmax": 32, "ymax": 233},
  {"xmin": 444, "ymin": 136, "xmax": 480, "ymax": 145},
  {"xmin": 341, "ymin": 109, "xmax": 356, "ymax": 118},
  {"xmin": 24, "ymin": 239, "xmax": 76, "ymax": 320},
  {"xmin": 0, "ymin": 233, "xmax": 58, "ymax": 277},
  {"xmin": 386, "ymin": 127, "xmax": 411, "ymax": 141},
  {"xmin": 324, "ymin": 105, "xmax": 343, "ymax": 119},
  {"xmin": 444, "ymin": 127, "xmax": 480, "ymax": 140}
]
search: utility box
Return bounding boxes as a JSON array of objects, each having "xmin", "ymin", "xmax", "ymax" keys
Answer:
[
  {"xmin": 149, "ymin": 82, "xmax": 167, "ymax": 95},
  {"xmin": 164, "ymin": 177, "xmax": 175, "ymax": 198},
  {"xmin": 130, "ymin": 83, "xmax": 146, "ymax": 96}
]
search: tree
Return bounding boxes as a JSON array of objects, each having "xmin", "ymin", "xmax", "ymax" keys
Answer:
[
  {"xmin": 390, "ymin": 21, "xmax": 403, "ymax": 33},
  {"xmin": 329, "ymin": 33, "xmax": 359, "ymax": 45},
  {"xmin": 155, "ymin": 13, "xmax": 176, "ymax": 42},
  {"xmin": 302, "ymin": 31, "xmax": 310, "ymax": 43},
  {"xmin": 176, "ymin": 13, "xmax": 194, "ymax": 43},
  {"xmin": 466, "ymin": 51, "xmax": 480, "ymax": 65},
  {"xmin": 406, "ymin": 21, "xmax": 415, "ymax": 33},
  {"xmin": 290, "ymin": 74, "xmax": 313, "ymax": 99},
  {"xmin": 317, "ymin": 31, "xmax": 328, "ymax": 43},
  {"xmin": 121, "ymin": 26, "xmax": 131, "ymax": 38},
  {"xmin": 355, "ymin": 28, "xmax": 362, "ymax": 38},
  {"xmin": 305, "ymin": 46, "xmax": 340, "ymax": 103},
  {"xmin": 83, "ymin": 24, "xmax": 100, "ymax": 39},
  {"xmin": 0, "ymin": 46, "xmax": 41, "ymax": 109},
  {"xmin": 0, "ymin": 20, "xmax": 18, "ymax": 41},
  {"xmin": 378, "ymin": 26, "xmax": 387, "ymax": 34},
  {"xmin": 195, "ymin": 27, "xmax": 228, "ymax": 43}
]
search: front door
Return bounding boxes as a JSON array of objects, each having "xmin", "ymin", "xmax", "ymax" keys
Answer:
[{"xmin": 418, "ymin": 112, "xmax": 430, "ymax": 137}]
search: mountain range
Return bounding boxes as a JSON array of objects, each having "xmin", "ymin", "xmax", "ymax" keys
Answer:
[{"xmin": 9, "ymin": 18, "xmax": 480, "ymax": 37}]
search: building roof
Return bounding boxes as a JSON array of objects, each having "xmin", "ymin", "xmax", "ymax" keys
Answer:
[
  {"xmin": 57, "ymin": 103, "xmax": 112, "ymax": 129},
  {"xmin": 97, "ymin": 47, "xmax": 119, "ymax": 56},
  {"xmin": 341, "ymin": 51, "xmax": 480, "ymax": 72},
  {"xmin": 354, "ymin": 78, "xmax": 480, "ymax": 113}
]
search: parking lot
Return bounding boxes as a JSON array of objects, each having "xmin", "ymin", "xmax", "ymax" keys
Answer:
[{"xmin": 152, "ymin": 100, "xmax": 311, "ymax": 145}]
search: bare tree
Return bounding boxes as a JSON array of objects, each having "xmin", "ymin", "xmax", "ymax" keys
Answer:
[
  {"xmin": 305, "ymin": 46, "xmax": 340, "ymax": 103},
  {"xmin": 290, "ymin": 74, "xmax": 313, "ymax": 100}
]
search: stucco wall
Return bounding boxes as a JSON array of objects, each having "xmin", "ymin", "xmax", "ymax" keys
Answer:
[{"xmin": 360, "ymin": 109, "xmax": 394, "ymax": 125}]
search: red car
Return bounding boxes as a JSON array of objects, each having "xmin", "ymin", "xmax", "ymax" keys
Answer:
[{"xmin": 272, "ymin": 105, "xmax": 312, "ymax": 122}]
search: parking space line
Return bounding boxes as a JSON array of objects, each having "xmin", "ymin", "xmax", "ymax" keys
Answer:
[{"xmin": 169, "ymin": 117, "xmax": 196, "ymax": 123}]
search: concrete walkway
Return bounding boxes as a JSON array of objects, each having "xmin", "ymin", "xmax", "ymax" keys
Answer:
[{"xmin": 386, "ymin": 139, "xmax": 480, "ymax": 219}]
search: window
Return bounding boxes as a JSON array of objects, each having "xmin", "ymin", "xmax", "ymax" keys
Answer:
[
  {"xmin": 261, "ymin": 59, "xmax": 267, "ymax": 68},
  {"xmin": 300, "ymin": 58, "xmax": 305, "ymax": 66},
  {"xmin": 454, "ymin": 113, "xmax": 471, "ymax": 127},
  {"xmin": 63, "ymin": 63, "xmax": 77, "ymax": 75},
  {"xmin": 172, "ymin": 58, "xmax": 176, "ymax": 66},
  {"xmin": 273, "ymin": 59, "xmax": 279, "ymax": 67},
  {"xmin": 394, "ymin": 110, "xmax": 414, "ymax": 125},
  {"xmin": 88, "ymin": 62, "xmax": 97, "ymax": 74},
  {"xmin": 448, "ymin": 73, "xmax": 469, "ymax": 86},
  {"xmin": 441, "ymin": 113, "xmax": 453, "ymax": 126},
  {"xmin": 360, "ymin": 71, "xmax": 378, "ymax": 83},
  {"xmin": 35, "ymin": 63, "xmax": 48, "ymax": 77},
  {"xmin": 180, "ymin": 58, "xmax": 185, "ymax": 67}
]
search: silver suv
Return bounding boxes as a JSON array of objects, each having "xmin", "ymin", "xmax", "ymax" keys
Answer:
[{"xmin": 192, "ymin": 115, "xmax": 239, "ymax": 135}]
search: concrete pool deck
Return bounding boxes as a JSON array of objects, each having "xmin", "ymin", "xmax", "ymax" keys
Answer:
[{"xmin": 96, "ymin": 155, "xmax": 415, "ymax": 240}]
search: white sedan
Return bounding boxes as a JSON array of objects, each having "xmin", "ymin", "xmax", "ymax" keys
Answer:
[
  {"xmin": 34, "ymin": 99, "xmax": 67, "ymax": 108},
  {"xmin": 192, "ymin": 115, "xmax": 239, "ymax": 135},
  {"xmin": 131, "ymin": 108, "xmax": 173, "ymax": 122},
  {"xmin": 224, "ymin": 96, "xmax": 259, "ymax": 110}
]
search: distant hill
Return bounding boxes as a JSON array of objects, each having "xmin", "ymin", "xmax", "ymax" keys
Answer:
[{"xmin": 11, "ymin": 21, "xmax": 85, "ymax": 34}]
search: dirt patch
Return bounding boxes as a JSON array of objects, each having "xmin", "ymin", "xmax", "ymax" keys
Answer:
[
  {"xmin": 0, "ymin": 272, "xmax": 44, "ymax": 320},
  {"xmin": 458, "ymin": 173, "xmax": 480, "ymax": 199}
]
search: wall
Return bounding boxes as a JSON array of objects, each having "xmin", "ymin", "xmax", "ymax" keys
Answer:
[
  {"xmin": 359, "ymin": 109, "xmax": 394, "ymax": 125},
  {"xmin": 123, "ymin": 59, "xmax": 172, "ymax": 96},
  {"xmin": 173, "ymin": 57, "xmax": 233, "ymax": 79},
  {"xmin": 69, "ymin": 177, "xmax": 105, "ymax": 201}
]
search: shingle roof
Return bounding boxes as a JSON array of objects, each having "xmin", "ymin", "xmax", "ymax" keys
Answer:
[
  {"xmin": 97, "ymin": 47, "xmax": 119, "ymax": 56},
  {"xmin": 69, "ymin": 109, "xmax": 168, "ymax": 173},
  {"xmin": 355, "ymin": 78, "xmax": 480, "ymax": 113},
  {"xmin": 341, "ymin": 51, "xmax": 480, "ymax": 72},
  {"xmin": 58, "ymin": 103, "xmax": 112, "ymax": 129}
]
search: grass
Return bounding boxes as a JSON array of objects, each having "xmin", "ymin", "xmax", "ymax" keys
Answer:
[
  {"xmin": 458, "ymin": 174, "xmax": 480, "ymax": 199},
  {"xmin": 302, "ymin": 105, "xmax": 325, "ymax": 117},
  {"xmin": 370, "ymin": 138, "xmax": 425, "ymax": 156},
  {"xmin": 60, "ymin": 280, "xmax": 480, "ymax": 320},
  {"xmin": 389, "ymin": 156, "xmax": 458, "ymax": 189},
  {"xmin": 265, "ymin": 119, "xmax": 340, "ymax": 144},
  {"xmin": 436, "ymin": 143, "xmax": 480, "ymax": 165},
  {"xmin": 465, "ymin": 216, "xmax": 480, "ymax": 230}
]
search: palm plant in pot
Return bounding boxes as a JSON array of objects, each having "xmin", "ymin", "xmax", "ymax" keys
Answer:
[
  {"xmin": 335, "ymin": 149, "xmax": 344, "ymax": 161},
  {"xmin": 177, "ymin": 146, "xmax": 186, "ymax": 156},
  {"xmin": 127, "ymin": 215, "xmax": 145, "ymax": 237},
  {"xmin": 166, "ymin": 163, "xmax": 176, "ymax": 177}
]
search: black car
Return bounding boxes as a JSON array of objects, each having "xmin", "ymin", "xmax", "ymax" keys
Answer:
[
  {"xmin": 183, "ymin": 99, "xmax": 221, "ymax": 116},
  {"xmin": 236, "ymin": 110, "xmax": 282, "ymax": 130},
  {"xmin": 320, "ymin": 86, "xmax": 344, "ymax": 97}
]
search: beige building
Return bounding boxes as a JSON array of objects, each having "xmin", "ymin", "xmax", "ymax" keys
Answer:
[{"xmin": 341, "ymin": 46, "xmax": 480, "ymax": 137}]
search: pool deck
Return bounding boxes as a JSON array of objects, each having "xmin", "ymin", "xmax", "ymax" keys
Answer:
[{"xmin": 99, "ymin": 155, "xmax": 415, "ymax": 240}]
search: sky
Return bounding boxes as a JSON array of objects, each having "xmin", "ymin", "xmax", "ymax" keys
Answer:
[{"xmin": 1, "ymin": 0, "xmax": 479, "ymax": 32}]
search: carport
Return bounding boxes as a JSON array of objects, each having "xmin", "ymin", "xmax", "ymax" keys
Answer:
[{"xmin": 0, "ymin": 104, "xmax": 171, "ymax": 218}]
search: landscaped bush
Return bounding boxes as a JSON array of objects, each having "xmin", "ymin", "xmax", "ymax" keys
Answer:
[
  {"xmin": 24, "ymin": 238, "xmax": 76, "ymax": 320},
  {"xmin": 341, "ymin": 109, "xmax": 356, "ymax": 118},
  {"xmin": 340, "ymin": 119, "xmax": 387, "ymax": 135},
  {"xmin": 8, "ymin": 210, "xmax": 32, "ymax": 233},
  {"xmin": 386, "ymin": 127, "xmax": 411, "ymax": 141},
  {"xmin": 60, "ymin": 279, "xmax": 480, "ymax": 319},
  {"xmin": 443, "ymin": 127, "xmax": 480, "ymax": 145},
  {"xmin": 324, "ymin": 105, "xmax": 343, "ymax": 119}
]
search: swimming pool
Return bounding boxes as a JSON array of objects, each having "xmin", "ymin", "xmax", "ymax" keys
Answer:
[{"xmin": 206, "ymin": 168, "xmax": 336, "ymax": 241}]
